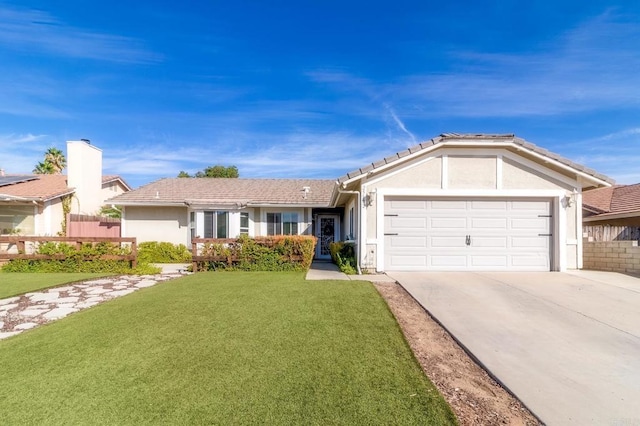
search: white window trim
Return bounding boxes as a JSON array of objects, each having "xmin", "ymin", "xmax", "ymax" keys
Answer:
[{"xmin": 260, "ymin": 208, "xmax": 305, "ymax": 236}]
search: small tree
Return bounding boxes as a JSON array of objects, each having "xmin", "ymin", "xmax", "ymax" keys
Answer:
[{"xmin": 178, "ymin": 165, "xmax": 239, "ymax": 178}]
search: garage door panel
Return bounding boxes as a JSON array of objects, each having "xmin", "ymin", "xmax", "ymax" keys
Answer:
[
  {"xmin": 384, "ymin": 197, "xmax": 552, "ymax": 271},
  {"xmin": 510, "ymin": 200, "xmax": 550, "ymax": 211},
  {"xmin": 511, "ymin": 236, "xmax": 550, "ymax": 249},
  {"xmin": 430, "ymin": 255, "xmax": 467, "ymax": 267},
  {"xmin": 389, "ymin": 217, "xmax": 427, "ymax": 228},
  {"xmin": 470, "ymin": 200, "xmax": 508, "ymax": 210},
  {"xmin": 431, "ymin": 236, "xmax": 467, "ymax": 248},
  {"xmin": 511, "ymin": 255, "xmax": 549, "ymax": 267},
  {"xmin": 471, "ymin": 217, "xmax": 508, "ymax": 229},
  {"xmin": 431, "ymin": 200, "xmax": 466, "ymax": 210},
  {"xmin": 389, "ymin": 255, "xmax": 426, "ymax": 267},
  {"xmin": 388, "ymin": 236, "xmax": 427, "ymax": 248},
  {"xmin": 471, "ymin": 255, "xmax": 508, "ymax": 267},
  {"xmin": 388, "ymin": 200, "xmax": 427, "ymax": 210},
  {"xmin": 471, "ymin": 236, "xmax": 508, "ymax": 248},
  {"xmin": 431, "ymin": 217, "xmax": 467, "ymax": 229},
  {"xmin": 511, "ymin": 217, "xmax": 549, "ymax": 230}
]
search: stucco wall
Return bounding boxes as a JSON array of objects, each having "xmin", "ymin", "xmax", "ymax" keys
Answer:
[
  {"xmin": 502, "ymin": 158, "xmax": 566, "ymax": 190},
  {"xmin": 124, "ymin": 206, "xmax": 189, "ymax": 245},
  {"xmin": 448, "ymin": 156, "xmax": 496, "ymax": 189},
  {"xmin": 370, "ymin": 157, "xmax": 442, "ymax": 189},
  {"xmin": 45, "ymin": 198, "xmax": 65, "ymax": 236}
]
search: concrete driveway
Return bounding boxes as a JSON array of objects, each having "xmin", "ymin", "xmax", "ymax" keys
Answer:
[{"xmin": 388, "ymin": 270, "xmax": 640, "ymax": 426}]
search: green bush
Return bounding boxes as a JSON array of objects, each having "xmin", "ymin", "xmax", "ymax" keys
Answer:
[
  {"xmin": 329, "ymin": 241, "xmax": 357, "ymax": 274},
  {"xmin": 1, "ymin": 242, "xmax": 160, "ymax": 274},
  {"xmin": 198, "ymin": 235, "xmax": 316, "ymax": 271},
  {"xmin": 138, "ymin": 241, "xmax": 192, "ymax": 264}
]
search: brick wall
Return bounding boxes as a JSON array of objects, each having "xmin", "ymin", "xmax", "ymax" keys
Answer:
[{"xmin": 582, "ymin": 238, "xmax": 640, "ymax": 275}]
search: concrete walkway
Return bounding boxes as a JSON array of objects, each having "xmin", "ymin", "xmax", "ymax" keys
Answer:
[
  {"xmin": 0, "ymin": 270, "xmax": 188, "ymax": 340},
  {"xmin": 390, "ymin": 270, "xmax": 640, "ymax": 426},
  {"xmin": 306, "ymin": 261, "xmax": 395, "ymax": 283}
]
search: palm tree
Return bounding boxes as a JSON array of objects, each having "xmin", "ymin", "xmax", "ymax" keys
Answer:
[
  {"xmin": 33, "ymin": 147, "xmax": 66, "ymax": 174},
  {"xmin": 44, "ymin": 147, "xmax": 66, "ymax": 174},
  {"xmin": 33, "ymin": 161, "xmax": 55, "ymax": 174}
]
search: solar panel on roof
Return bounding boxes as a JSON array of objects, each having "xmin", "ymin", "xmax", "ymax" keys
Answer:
[{"xmin": 0, "ymin": 175, "xmax": 39, "ymax": 188}]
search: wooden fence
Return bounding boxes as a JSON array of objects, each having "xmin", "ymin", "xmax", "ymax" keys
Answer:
[
  {"xmin": 67, "ymin": 214, "xmax": 121, "ymax": 238},
  {"xmin": 583, "ymin": 225, "xmax": 640, "ymax": 242},
  {"xmin": 0, "ymin": 236, "xmax": 137, "ymax": 268}
]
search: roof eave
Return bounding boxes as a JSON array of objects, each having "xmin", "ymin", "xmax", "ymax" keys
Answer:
[
  {"xmin": 583, "ymin": 211, "xmax": 640, "ymax": 222},
  {"xmin": 337, "ymin": 137, "xmax": 614, "ymax": 189},
  {"xmin": 103, "ymin": 176, "xmax": 132, "ymax": 192},
  {"xmin": 113, "ymin": 201, "xmax": 188, "ymax": 207}
]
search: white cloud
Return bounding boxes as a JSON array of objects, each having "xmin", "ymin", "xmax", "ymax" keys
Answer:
[
  {"xmin": 0, "ymin": 5, "xmax": 160, "ymax": 63},
  {"xmin": 309, "ymin": 11, "xmax": 640, "ymax": 119},
  {"xmin": 100, "ymin": 129, "xmax": 411, "ymax": 187},
  {"xmin": 565, "ymin": 127, "xmax": 640, "ymax": 184},
  {"xmin": 0, "ymin": 133, "xmax": 58, "ymax": 173}
]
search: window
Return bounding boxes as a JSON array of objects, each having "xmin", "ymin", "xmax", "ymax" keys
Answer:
[
  {"xmin": 240, "ymin": 212, "xmax": 250, "ymax": 235},
  {"xmin": 0, "ymin": 206, "xmax": 35, "ymax": 235},
  {"xmin": 348, "ymin": 206, "xmax": 355, "ymax": 240},
  {"xmin": 204, "ymin": 211, "xmax": 228, "ymax": 238},
  {"xmin": 267, "ymin": 212, "xmax": 298, "ymax": 235},
  {"xmin": 189, "ymin": 212, "xmax": 196, "ymax": 240}
]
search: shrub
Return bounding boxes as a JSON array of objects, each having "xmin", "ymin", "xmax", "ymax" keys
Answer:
[
  {"xmin": 197, "ymin": 235, "xmax": 316, "ymax": 272},
  {"xmin": 1, "ymin": 241, "xmax": 160, "ymax": 274},
  {"xmin": 138, "ymin": 241, "xmax": 192, "ymax": 264},
  {"xmin": 329, "ymin": 241, "xmax": 357, "ymax": 274}
]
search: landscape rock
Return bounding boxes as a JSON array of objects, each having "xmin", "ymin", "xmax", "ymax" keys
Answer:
[{"xmin": 0, "ymin": 269, "xmax": 187, "ymax": 339}]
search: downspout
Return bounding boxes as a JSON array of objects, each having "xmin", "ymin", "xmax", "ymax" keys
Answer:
[{"xmin": 336, "ymin": 184, "xmax": 362, "ymax": 275}]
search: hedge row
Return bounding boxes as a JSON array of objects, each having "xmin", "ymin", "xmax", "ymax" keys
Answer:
[
  {"xmin": 1, "ymin": 242, "xmax": 159, "ymax": 274},
  {"xmin": 197, "ymin": 235, "xmax": 316, "ymax": 271}
]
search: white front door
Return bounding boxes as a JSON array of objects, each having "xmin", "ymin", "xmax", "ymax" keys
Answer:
[
  {"xmin": 316, "ymin": 215, "xmax": 340, "ymax": 259},
  {"xmin": 384, "ymin": 197, "xmax": 552, "ymax": 271}
]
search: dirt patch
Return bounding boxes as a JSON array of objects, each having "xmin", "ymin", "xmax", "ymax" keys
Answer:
[{"xmin": 374, "ymin": 281, "xmax": 542, "ymax": 426}]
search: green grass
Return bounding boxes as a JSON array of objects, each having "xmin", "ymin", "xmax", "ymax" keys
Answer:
[
  {"xmin": 0, "ymin": 272, "xmax": 109, "ymax": 299},
  {"xmin": 0, "ymin": 272, "xmax": 456, "ymax": 425}
]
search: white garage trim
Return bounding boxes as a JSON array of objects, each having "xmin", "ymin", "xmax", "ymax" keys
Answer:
[
  {"xmin": 364, "ymin": 148, "xmax": 580, "ymax": 190},
  {"xmin": 374, "ymin": 189, "xmax": 566, "ymax": 272}
]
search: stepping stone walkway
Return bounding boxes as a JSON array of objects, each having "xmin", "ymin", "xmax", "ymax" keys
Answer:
[{"xmin": 0, "ymin": 271, "xmax": 189, "ymax": 340}]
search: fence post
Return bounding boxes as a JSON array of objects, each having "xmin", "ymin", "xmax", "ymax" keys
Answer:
[
  {"xmin": 131, "ymin": 239, "xmax": 137, "ymax": 268},
  {"xmin": 192, "ymin": 241, "xmax": 198, "ymax": 272}
]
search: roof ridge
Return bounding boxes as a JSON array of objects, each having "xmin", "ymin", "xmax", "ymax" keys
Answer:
[{"xmin": 337, "ymin": 133, "xmax": 615, "ymax": 186}]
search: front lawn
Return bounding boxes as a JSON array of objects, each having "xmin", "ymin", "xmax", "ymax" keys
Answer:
[
  {"xmin": 0, "ymin": 272, "xmax": 456, "ymax": 425},
  {"xmin": 0, "ymin": 272, "xmax": 109, "ymax": 299}
]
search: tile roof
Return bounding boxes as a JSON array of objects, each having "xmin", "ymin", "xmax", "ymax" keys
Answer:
[
  {"xmin": 583, "ymin": 183, "xmax": 640, "ymax": 216},
  {"xmin": 337, "ymin": 133, "xmax": 614, "ymax": 185},
  {"xmin": 0, "ymin": 174, "xmax": 130, "ymax": 202},
  {"xmin": 0, "ymin": 175, "xmax": 72, "ymax": 202},
  {"xmin": 108, "ymin": 178, "xmax": 336, "ymax": 207},
  {"xmin": 102, "ymin": 175, "xmax": 132, "ymax": 191}
]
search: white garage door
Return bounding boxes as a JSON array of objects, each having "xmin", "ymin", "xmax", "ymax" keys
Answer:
[{"xmin": 384, "ymin": 198, "xmax": 552, "ymax": 271}]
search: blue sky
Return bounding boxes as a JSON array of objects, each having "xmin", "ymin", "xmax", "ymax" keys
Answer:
[{"xmin": 0, "ymin": 1, "xmax": 639, "ymax": 188}]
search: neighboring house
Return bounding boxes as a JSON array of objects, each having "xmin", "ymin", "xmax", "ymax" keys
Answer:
[
  {"xmin": 109, "ymin": 178, "xmax": 336, "ymax": 259},
  {"xmin": 582, "ymin": 184, "xmax": 640, "ymax": 226},
  {"xmin": 110, "ymin": 133, "xmax": 614, "ymax": 272},
  {"xmin": 0, "ymin": 140, "xmax": 130, "ymax": 236}
]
